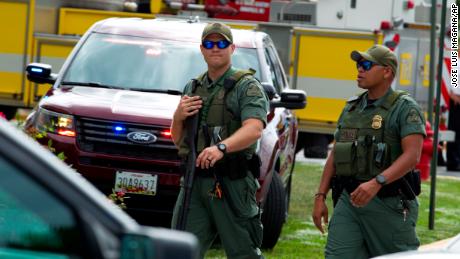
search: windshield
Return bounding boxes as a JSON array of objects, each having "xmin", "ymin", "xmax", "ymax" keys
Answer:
[{"xmin": 63, "ymin": 33, "xmax": 261, "ymax": 92}]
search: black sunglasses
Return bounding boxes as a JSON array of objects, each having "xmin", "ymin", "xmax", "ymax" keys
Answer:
[
  {"xmin": 202, "ymin": 40, "xmax": 231, "ymax": 49},
  {"xmin": 356, "ymin": 60, "xmax": 376, "ymax": 71}
]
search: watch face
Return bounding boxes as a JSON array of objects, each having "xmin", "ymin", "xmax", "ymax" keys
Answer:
[
  {"xmin": 376, "ymin": 175, "xmax": 386, "ymax": 185},
  {"xmin": 218, "ymin": 143, "xmax": 226, "ymax": 152}
]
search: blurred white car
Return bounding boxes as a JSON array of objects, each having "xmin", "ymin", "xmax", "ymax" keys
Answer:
[
  {"xmin": 0, "ymin": 118, "xmax": 198, "ymax": 259},
  {"xmin": 373, "ymin": 234, "xmax": 460, "ymax": 259}
]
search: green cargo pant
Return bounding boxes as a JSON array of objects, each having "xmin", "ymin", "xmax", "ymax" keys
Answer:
[
  {"xmin": 325, "ymin": 191, "xmax": 420, "ymax": 259},
  {"xmin": 172, "ymin": 173, "xmax": 263, "ymax": 259}
]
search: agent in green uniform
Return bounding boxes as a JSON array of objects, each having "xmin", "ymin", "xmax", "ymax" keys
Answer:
[
  {"xmin": 312, "ymin": 45, "xmax": 426, "ymax": 259},
  {"xmin": 170, "ymin": 22, "xmax": 268, "ymax": 259}
]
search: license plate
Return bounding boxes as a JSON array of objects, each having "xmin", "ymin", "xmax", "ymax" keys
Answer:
[{"xmin": 114, "ymin": 171, "xmax": 157, "ymax": 196}]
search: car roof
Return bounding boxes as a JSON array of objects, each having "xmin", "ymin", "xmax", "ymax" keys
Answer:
[{"xmin": 92, "ymin": 17, "xmax": 265, "ymax": 48}]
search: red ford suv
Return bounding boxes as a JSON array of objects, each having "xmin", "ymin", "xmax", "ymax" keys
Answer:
[{"xmin": 25, "ymin": 17, "xmax": 306, "ymax": 248}]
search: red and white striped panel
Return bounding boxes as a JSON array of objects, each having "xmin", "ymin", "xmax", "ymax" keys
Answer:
[{"xmin": 442, "ymin": 37, "xmax": 452, "ymax": 108}]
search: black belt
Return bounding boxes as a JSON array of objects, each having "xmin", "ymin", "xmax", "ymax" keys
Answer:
[{"xmin": 341, "ymin": 176, "xmax": 403, "ymax": 199}]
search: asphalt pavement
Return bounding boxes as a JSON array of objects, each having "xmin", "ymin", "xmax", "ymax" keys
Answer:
[{"xmin": 436, "ymin": 165, "xmax": 460, "ymax": 179}]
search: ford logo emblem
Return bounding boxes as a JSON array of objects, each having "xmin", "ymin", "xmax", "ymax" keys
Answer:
[{"xmin": 127, "ymin": 132, "xmax": 157, "ymax": 144}]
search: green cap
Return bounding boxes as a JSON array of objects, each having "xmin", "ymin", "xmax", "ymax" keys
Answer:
[
  {"xmin": 351, "ymin": 45, "xmax": 397, "ymax": 74},
  {"xmin": 201, "ymin": 22, "xmax": 233, "ymax": 43}
]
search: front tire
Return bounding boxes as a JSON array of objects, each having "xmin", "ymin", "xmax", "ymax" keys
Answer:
[{"xmin": 261, "ymin": 172, "xmax": 286, "ymax": 249}]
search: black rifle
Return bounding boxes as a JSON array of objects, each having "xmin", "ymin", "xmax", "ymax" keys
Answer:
[{"xmin": 175, "ymin": 82, "xmax": 200, "ymax": 231}]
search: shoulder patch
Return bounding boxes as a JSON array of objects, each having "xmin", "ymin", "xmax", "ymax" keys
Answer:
[
  {"xmin": 246, "ymin": 83, "xmax": 263, "ymax": 97},
  {"xmin": 406, "ymin": 108, "xmax": 422, "ymax": 124}
]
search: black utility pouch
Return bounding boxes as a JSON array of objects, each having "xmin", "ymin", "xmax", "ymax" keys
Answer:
[
  {"xmin": 404, "ymin": 170, "xmax": 421, "ymax": 196},
  {"xmin": 227, "ymin": 153, "xmax": 249, "ymax": 180},
  {"xmin": 248, "ymin": 154, "xmax": 261, "ymax": 179},
  {"xmin": 214, "ymin": 160, "xmax": 229, "ymax": 177}
]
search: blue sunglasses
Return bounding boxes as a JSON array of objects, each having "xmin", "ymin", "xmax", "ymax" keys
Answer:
[
  {"xmin": 356, "ymin": 60, "xmax": 376, "ymax": 71},
  {"xmin": 202, "ymin": 40, "xmax": 231, "ymax": 49}
]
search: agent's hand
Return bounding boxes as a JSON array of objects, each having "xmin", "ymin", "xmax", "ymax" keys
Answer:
[
  {"xmin": 174, "ymin": 95, "xmax": 202, "ymax": 122},
  {"xmin": 196, "ymin": 145, "xmax": 224, "ymax": 169},
  {"xmin": 312, "ymin": 197, "xmax": 328, "ymax": 234},
  {"xmin": 350, "ymin": 179, "xmax": 381, "ymax": 207}
]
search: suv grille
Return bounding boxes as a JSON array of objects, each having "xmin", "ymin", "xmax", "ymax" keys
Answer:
[{"xmin": 76, "ymin": 117, "xmax": 179, "ymax": 160}]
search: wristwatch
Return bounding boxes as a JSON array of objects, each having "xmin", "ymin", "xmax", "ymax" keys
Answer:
[
  {"xmin": 375, "ymin": 174, "xmax": 387, "ymax": 186},
  {"xmin": 217, "ymin": 143, "xmax": 227, "ymax": 155}
]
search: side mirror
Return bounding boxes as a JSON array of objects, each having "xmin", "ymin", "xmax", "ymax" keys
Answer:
[
  {"xmin": 261, "ymin": 82, "xmax": 277, "ymax": 100},
  {"xmin": 120, "ymin": 228, "xmax": 199, "ymax": 259},
  {"xmin": 26, "ymin": 63, "xmax": 57, "ymax": 84},
  {"xmin": 271, "ymin": 89, "xmax": 307, "ymax": 109}
]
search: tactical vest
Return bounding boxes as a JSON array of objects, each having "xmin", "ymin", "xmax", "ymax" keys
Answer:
[
  {"xmin": 178, "ymin": 68, "xmax": 257, "ymax": 159},
  {"xmin": 334, "ymin": 90, "xmax": 408, "ymax": 181}
]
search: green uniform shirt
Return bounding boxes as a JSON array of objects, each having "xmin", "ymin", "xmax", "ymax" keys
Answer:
[
  {"xmin": 182, "ymin": 66, "xmax": 269, "ymax": 127},
  {"xmin": 327, "ymin": 88, "xmax": 425, "ymax": 258},
  {"xmin": 334, "ymin": 88, "xmax": 426, "ymax": 141},
  {"xmin": 173, "ymin": 66, "xmax": 267, "ymax": 258}
]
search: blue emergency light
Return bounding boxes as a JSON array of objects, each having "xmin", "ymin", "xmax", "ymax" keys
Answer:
[
  {"xmin": 30, "ymin": 67, "xmax": 44, "ymax": 73},
  {"xmin": 114, "ymin": 125, "xmax": 126, "ymax": 132},
  {"xmin": 26, "ymin": 63, "xmax": 52, "ymax": 77},
  {"xmin": 26, "ymin": 63, "xmax": 57, "ymax": 85}
]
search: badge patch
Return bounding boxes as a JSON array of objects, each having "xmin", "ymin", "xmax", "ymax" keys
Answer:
[
  {"xmin": 246, "ymin": 84, "xmax": 263, "ymax": 97},
  {"xmin": 339, "ymin": 129, "xmax": 358, "ymax": 141},
  {"xmin": 217, "ymin": 89, "xmax": 225, "ymax": 99},
  {"xmin": 407, "ymin": 108, "xmax": 422, "ymax": 124},
  {"xmin": 372, "ymin": 115, "xmax": 383, "ymax": 129}
]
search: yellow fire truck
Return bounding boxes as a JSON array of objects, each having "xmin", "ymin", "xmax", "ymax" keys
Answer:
[
  {"xmin": 0, "ymin": 0, "xmax": 156, "ymax": 119},
  {"xmin": 0, "ymin": 0, "xmax": 446, "ymax": 157}
]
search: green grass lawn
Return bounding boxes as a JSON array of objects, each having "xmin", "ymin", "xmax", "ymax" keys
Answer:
[{"xmin": 206, "ymin": 162, "xmax": 460, "ymax": 258}]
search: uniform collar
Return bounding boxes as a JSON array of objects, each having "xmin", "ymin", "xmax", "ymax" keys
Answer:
[
  {"xmin": 205, "ymin": 66, "xmax": 236, "ymax": 89},
  {"xmin": 359, "ymin": 88, "xmax": 394, "ymax": 110}
]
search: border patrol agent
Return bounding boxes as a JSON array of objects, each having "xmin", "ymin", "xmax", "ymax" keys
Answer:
[
  {"xmin": 171, "ymin": 22, "xmax": 268, "ymax": 259},
  {"xmin": 312, "ymin": 45, "xmax": 426, "ymax": 258}
]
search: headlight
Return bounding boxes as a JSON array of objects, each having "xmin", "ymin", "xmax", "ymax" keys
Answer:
[{"xmin": 35, "ymin": 108, "xmax": 75, "ymax": 137}]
